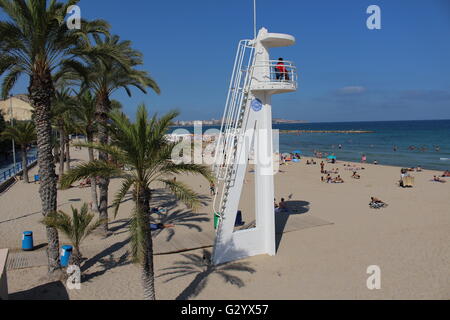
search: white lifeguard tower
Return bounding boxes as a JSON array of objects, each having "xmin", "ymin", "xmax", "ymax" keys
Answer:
[{"xmin": 212, "ymin": 27, "xmax": 297, "ymax": 265}]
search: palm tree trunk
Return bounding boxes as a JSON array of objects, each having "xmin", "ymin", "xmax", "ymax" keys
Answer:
[
  {"xmin": 59, "ymin": 128, "xmax": 65, "ymax": 179},
  {"xmin": 29, "ymin": 70, "xmax": 61, "ymax": 273},
  {"xmin": 87, "ymin": 132, "xmax": 99, "ymax": 213},
  {"xmin": 137, "ymin": 186, "xmax": 155, "ymax": 300},
  {"xmin": 65, "ymin": 136, "xmax": 70, "ymax": 171},
  {"xmin": 70, "ymin": 247, "xmax": 83, "ymax": 268},
  {"xmin": 21, "ymin": 146, "xmax": 29, "ymax": 183},
  {"xmin": 95, "ymin": 95, "xmax": 111, "ymax": 235},
  {"xmin": 53, "ymin": 143, "xmax": 59, "ymax": 164}
]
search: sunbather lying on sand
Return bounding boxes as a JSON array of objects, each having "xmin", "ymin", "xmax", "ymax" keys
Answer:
[
  {"xmin": 433, "ymin": 176, "xmax": 446, "ymax": 183},
  {"xmin": 79, "ymin": 178, "xmax": 91, "ymax": 188},
  {"xmin": 150, "ymin": 223, "xmax": 174, "ymax": 231},
  {"xmin": 345, "ymin": 166, "xmax": 364, "ymax": 171},
  {"xmin": 371, "ymin": 197, "xmax": 384, "ymax": 204},
  {"xmin": 333, "ymin": 175, "xmax": 344, "ymax": 183},
  {"xmin": 352, "ymin": 172, "xmax": 360, "ymax": 179},
  {"xmin": 369, "ymin": 197, "xmax": 388, "ymax": 209},
  {"xmin": 442, "ymin": 170, "xmax": 450, "ymax": 177}
]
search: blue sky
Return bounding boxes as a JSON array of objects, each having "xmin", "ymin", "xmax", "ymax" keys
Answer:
[{"xmin": 1, "ymin": 0, "xmax": 450, "ymax": 122}]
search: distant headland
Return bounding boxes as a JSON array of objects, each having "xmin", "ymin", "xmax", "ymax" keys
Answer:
[{"xmin": 171, "ymin": 118, "xmax": 307, "ymax": 127}]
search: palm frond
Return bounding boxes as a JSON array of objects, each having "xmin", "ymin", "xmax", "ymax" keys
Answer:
[
  {"xmin": 41, "ymin": 202, "xmax": 104, "ymax": 250},
  {"xmin": 112, "ymin": 175, "xmax": 135, "ymax": 219},
  {"xmin": 60, "ymin": 160, "xmax": 122, "ymax": 189}
]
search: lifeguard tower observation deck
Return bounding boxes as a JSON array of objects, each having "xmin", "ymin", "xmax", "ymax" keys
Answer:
[{"xmin": 212, "ymin": 27, "xmax": 298, "ymax": 265}]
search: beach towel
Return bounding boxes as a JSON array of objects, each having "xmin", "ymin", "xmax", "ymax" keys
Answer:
[{"xmin": 369, "ymin": 202, "xmax": 388, "ymax": 209}]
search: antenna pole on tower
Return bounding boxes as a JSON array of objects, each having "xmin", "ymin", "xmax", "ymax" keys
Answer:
[{"xmin": 253, "ymin": 0, "xmax": 256, "ymax": 40}]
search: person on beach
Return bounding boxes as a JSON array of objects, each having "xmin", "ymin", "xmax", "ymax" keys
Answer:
[
  {"xmin": 361, "ymin": 154, "xmax": 367, "ymax": 163},
  {"xmin": 352, "ymin": 171, "xmax": 360, "ymax": 179},
  {"xmin": 373, "ymin": 160, "xmax": 378, "ymax": 165},
  {"xmin": 278, "ymin": 198, "xmax": 288, "ymax": 211},
  {"xmin": 209, "ymin": 182, "xmax": 216, "ymax": 196},
  {"xmin": 433, "ymin": 176, "xmax": 446, "ymax": 183},
  {"xmin": 373, "ymin": 197, "xmax": 385, "ymax": 204},
  {"xmin": 442, "ymin": 170, "xmax": 450, "ymax": 177},
  {"xmin": 320, "ymin": 161, "xmax": 325, "ymax": 173},
  {"xmin": 150, "ymin": 223, "xmax": 174, "ymax": 231},
  {"xmin": 370, "ymin": 197, "xmax": 387, "ymax": 208},
  {"xmin": 400, "ymin": 169, "xmax": 409, "ymax": 178},
  {"xmin": 79, "ymin": 178, "xmax": 91, "ymax": 188},
  {"xmin": 399, "ymin": 168, "xmax": 412, "ymax": 187},
  {"xmin": 333, "ymin": 175, "xmax": 344, "ymax": 183},
  {"xmin": 371, "ymin": 197, "xmax": 381, "ymax": 203}
]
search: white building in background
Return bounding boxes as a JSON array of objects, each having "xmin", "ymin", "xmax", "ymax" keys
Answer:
[{"xmin": 0, "ymin": 95, "xmax": 33, "ymax": 122}]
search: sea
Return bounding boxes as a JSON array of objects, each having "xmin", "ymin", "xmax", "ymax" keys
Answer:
[
  {"xmin": 1, "ymin": 120, "xmax": 448, "ymax": 183},
  {"xmin": 170, "ymin": 119, "xmax": 450, "ymax": 171}
]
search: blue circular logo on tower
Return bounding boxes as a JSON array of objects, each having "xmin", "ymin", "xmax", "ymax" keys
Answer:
[{"xmin": 251, "ymin": 99, "xmax": 263, "ymax": 112}]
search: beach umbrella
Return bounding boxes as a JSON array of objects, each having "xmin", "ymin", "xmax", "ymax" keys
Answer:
[{"xmin": 327, "ymin": 155, "xmax": 337, "ymax": 160}]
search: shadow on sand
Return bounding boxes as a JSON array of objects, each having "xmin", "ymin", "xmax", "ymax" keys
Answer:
[
  {"xmin": 234, "ymin": 200, "xmax": 311, "ymax": 252},
  {"xmin": 81, "ymin": 189, "xmax": 211, "ymax": 282},
  {"xmin": 158, "ymin": 248, "xmax": 256, "ymax": 300},
  {"xmin": 9, "ymin": 281, "xmax": 69, "ymax": 300},
  {"xmin": 81, "ymin": 238, "xmax": 130, "ymax": 282},
  {"xmin": 275, "ymin": 200, "xmax": 310, "ymax": 252}
]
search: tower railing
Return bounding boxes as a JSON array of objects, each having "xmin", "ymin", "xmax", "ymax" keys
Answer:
[{"xmin": 251, "ymin": 60, "xmax": 297, "ymax": 91}]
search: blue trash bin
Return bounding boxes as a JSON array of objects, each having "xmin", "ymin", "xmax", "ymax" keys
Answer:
[
  {"xmin": 60, "ymin": 245, "xmax": 73, "ymax": 267},
  {"xmin": 22, "ymin": 231, "xmax": 34, "ymax": 251}
]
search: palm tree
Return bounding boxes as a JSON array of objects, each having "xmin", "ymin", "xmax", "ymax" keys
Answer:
[
  {"xmin": 71, "ymin": 91, "xmax": 123, "ymax": 214},
  {"xmin": 42, "ymin": 203, "xmax": 105, "ymax": 268},
  {"xmin": 0, "ymin": 0, "xmax": 109, "ymax": 273},
  {"xmin": 1, "ymin": 121, "xmax": 36, "ymax": 183},
  {"xmin": 72, "ymin": 90, "xmax": 99, "ymax": 212},
  {"xmin": 60, "ymin": 34, "xmax": 160, "ymax": 236},
  {"xmin": 62, "ymin": 112, "xmax": 77, "ymax": 172},
  {"xmin": 51, "ymin": 88, "xmax": 76, "ymax": 179},
  {"xmin": 61, "ymin": 105, "xmax": 213, "ymax": 299}
]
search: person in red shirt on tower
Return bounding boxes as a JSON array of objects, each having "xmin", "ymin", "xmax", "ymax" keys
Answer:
[{"xmin": 275, "ymin": 57, "xmax": 290, "ymax": 81}]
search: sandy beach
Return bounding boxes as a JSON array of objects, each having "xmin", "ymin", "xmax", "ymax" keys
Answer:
[{"xmin": 1, "ymin": 146, "xmax": 449, "ymax": 300}]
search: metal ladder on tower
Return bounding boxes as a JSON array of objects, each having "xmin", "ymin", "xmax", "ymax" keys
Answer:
[{"xmin": 212, "ymin": 40, "xmax": 255, "ymax": 255}]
